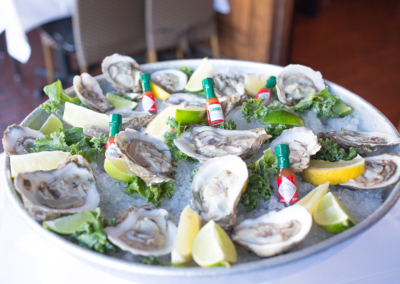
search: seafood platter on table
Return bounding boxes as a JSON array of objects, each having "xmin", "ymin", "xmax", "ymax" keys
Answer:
[{"xmin": 2, "ymin": 54, "xmax": 400, "ymax": 280}]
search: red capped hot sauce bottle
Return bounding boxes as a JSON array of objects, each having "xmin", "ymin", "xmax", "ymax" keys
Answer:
[
  {"xmin": 104, "ymin": 113, "xmax": 122, "ymax": 159},
  {"xmin": 141, "ymin": 73, "xmax": 157, "ymax": 113},
  {"xmin": 255, "ymin": 76, "xmax": 276, "ymax": 106},
  {"xmin": 275, "ymin": 143, "xmax": 299, "ymax": 205},
  {"xmin": 202, "ymin": 77, "xmax": 225, "ymax": 127}
]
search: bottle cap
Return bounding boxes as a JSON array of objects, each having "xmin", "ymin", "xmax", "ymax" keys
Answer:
[
  {"xmin": 275, "ymin": 143, "xmax": 290, "ymax": 157},
  {"xmin": 265, "ymin": 76, "xmax": 277, "ymax": 89},
  {"xmin": 202, "ymin": 77, "xmax": 216, "ymax": 99},
  {"xmin": 140, "ymin": 73, "xmax": 151, "ymax": 91},
  {"xmin": 109, "ymin": 113, "xmax": 122, "ymax": 137}
]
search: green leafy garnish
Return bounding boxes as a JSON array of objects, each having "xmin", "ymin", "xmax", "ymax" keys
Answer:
[
  {"xmin": 242, "ymin": 99, "xmax": 289, "ymax": 124},
  {"xmin": 312, "ymin": 138, "xmax": 357, "ymax": 162},
  {"xmin": 178, "ymin": 66, "xmax": 194, "ymax": 80},
  {"xmin": 123, "ymin": 175, "xmax": 175, "ymax": 207},
  {"xmin": 190, "ymin": 168, "xmax": 200, "ymax": 182},
  {"xmin": 40, "ymin": 80, "xmax": 84, "ymax": 113},
  {"xmin": 140, "ymin": 256, "xmax": 169, "ymax": 266},
  {"xmin": 240, "ymin": 149, "xmax": 278, "ymax": 212},
  {"xmin": 264, "ymin": 123, "xmax": 291, "ymax": 141},
  {"xmin": 70, "ymin": 208, "xmax": 116, "ymax": 254},
  {"xmin": 219, "ymin": 119, "xmax": 237, "ymax": 130}
]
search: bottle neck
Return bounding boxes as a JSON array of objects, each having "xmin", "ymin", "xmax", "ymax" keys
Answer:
[
  {"xmin": 109, "ymin": 123, "xmax": 120, "ymax": 137},
  {"xmin": 204, "ymin": 85, "xmax": 216, "ymax": 99},
  {"xmin": 141, "ymin": 80, "xmax": 151, "ymax": 92},
  {"xmin": 277, "ymin": 156, "xmax": 291, "ymax": 169}
]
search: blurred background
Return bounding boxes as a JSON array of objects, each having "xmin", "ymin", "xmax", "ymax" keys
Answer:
[{"xmin": 0, "ymin": 0, "xmax": 399, "ymax": 152}]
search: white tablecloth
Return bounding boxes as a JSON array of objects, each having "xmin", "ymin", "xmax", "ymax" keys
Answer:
[{"xmin": 1, "ymin": 151, "xmax": 400, "ymax": 284}]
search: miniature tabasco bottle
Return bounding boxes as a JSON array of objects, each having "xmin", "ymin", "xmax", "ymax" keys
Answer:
[
  {"xmin": 202, "ymin": 77, "xmax": 225, "ymax": 127},
  {"xmin": 105, "ymin": 113, "xmax": 122, "ymax": 159},
  {"xmin": 275, "ymin": 144, "xmax": 299, "ymax": 205},
  {"xmin": 141, "ymin": 73, "xmax": 157, "ymax": 113},
  {"xmin": 255, "ymin": 76, "xmax": 276, "ymax": 106}
]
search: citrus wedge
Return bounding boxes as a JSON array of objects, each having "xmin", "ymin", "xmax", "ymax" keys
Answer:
[
  {"xmin": 39, "ymin": 114, "xmax": 63, "ymax": 135},
  {"xmin": 244, "ymin": 74, "xmax": 273, "ymax": 97},
  {"xmin": 313, "ymin": 192, "xmax": 357, "ymax": 233},
  {"xmin": 104, "ymin": 157, "xmax": 135, "ymax": 182},
  {"xmin": 184, "ymin": 58, "xmax": 213, "ymax": 93},
  {"xmin": 301, "ymin": 155, "xmax": 365, "ymax": 185},
  {"xmin": 151, "ymin": 82, "xmax": 171, "ymax": 100},
  {"xmin": 10, "ymin": 151, "xmax": 71, "ymax": 178},
  {"xmin": 171, "ymin": 206, "xmax": 202, "ymax": 265},
  {"xmin": 263, "ymin": 109, "xmax": 305, "ymax": 126},
  {"xmin": 106, "ymin": 93, "xmax": 138, "ymax": 110},
  {"xmin": 175, "ymin": 106, "xmax": 206, "ymax": 125},
  {"xmin": 144, "ymin": 105, "xmax": 181, "ymax": 141},
  {"xmin": 43, "ymin": 211, "xmax": 92, "ymax": 235},
  {"xmin": 63, "ymin": 102, "xmax": 109, "ymax": 128},
  {"xmin": 192, "ymin": 220, "xmax": 237, "ymax": 268},
  {"xmin": 297, "ymin": 181, "xmax": 330, "ymax": 214}
]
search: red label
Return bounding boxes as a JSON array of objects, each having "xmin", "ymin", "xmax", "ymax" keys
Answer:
[
  {"xmin": 105, "ymin": 141, "xmax": 121, "ymax": 159},
  {"xmin": 206, "ymin": 102, "xmax": 224, "ymax": 127},
  {"xmin": 277, "ymin": 176, "xmax": 298, "ymax": 204},
  {"xmin": 142, "ymin": 92, "xmax": 157, "ymax": 112},
  {"xmin": 255, "ymin": 88, "xmax": 271, "ymax": 106}
]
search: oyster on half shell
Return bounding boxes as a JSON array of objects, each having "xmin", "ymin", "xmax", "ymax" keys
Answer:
[
  {"xmin": 115, "ymin": 129, "xmax": 174, "ymax": 185},
  {"xmin": 2, "ymin": 124, "xmax": 43, "ymax": 156},
  {"xmin": 151, "ymin": 69, "xmax": 187, "ymax": 93},
  {"xmin": 82, "ymin": 125, "xmax": 109, "ymax": 138},
  {"xmin": 174, "ymin": 126, "xmax": 271, "ymax": 163},
  {"xmin": 107, "ymin": 108, "xmax": 154, "ymax": 131},
  {"xmin": 192, "ymin": 155, "xmax": 248, "ymax": 231},
  {"xmin": 13, "ymin": 155, "xmax": 100, "ymax": 221},
  {"xmin": 104, "ymin": 206, "xmax": 177, "ymax": 256},
  {"xmin": 163, "ymin": 93, "xmax": 206, "ymax": 108}
]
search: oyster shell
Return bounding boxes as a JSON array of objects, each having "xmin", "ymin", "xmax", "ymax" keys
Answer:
[
  {"xmin": 270, "ymin": 127, "xmax": 321, "ymax": 173},
  {"xmin": 73, "ymin": 73, "xmax": 114, "ymax": 113},
  {"xmin": 13, "ymin": 155, "xmax": 100, "ymax": 221},
  {"xmin": 174, "ymin": 126, "xmax": 271, "ymax": 163},
  {"xmin": 163, "ymin": 93, "xmax": 206, "ymax": 107},
  {"xmin": 340, "ymin": 154, "xmax": 400, "ymax": 189},
  {"xmin": 276, "ymin": 64, "xmax": 325, "ymax": 106},
  {"xmin": 319, "ymin": 130, "xmax": 400, "ymax": 156},
  {"xmin": 151, "ymin": 69, "xmax": 187, "ymax": 93},
  {"xmin": 2, "ymin": 124, "xmax": 43, "ymax": 156},
  {"xmin": 232, "ymin": 205, "xmax": 312, "ymax": 257},
  {"xmin": 104, "ymin": 206, "xmax": 177, "ymax": 256},
  {"xmin": 82, "ymin": 125, "xmax": 109, "ymax": 138},
  {"xmin": 213, "ymin": 74, "xmax": 245, "ymax": 98},
  {"xmin": 192, "ymin": 155, "xmax": 248, "ymax": 231},
  {"xmin": 115, "ymin": 129, "xmax": 174, "ymax": 185},
  {"xmin": 107, "ymin": 108, "xmax": 154, "ymax": 131},
  {"xmin": 102, "ymin": 53, "xmax": 142, "ymax": 94}
]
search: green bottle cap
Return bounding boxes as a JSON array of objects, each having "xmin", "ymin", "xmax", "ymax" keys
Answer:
[
  {"xmin": 109, "ymin": 114, "xmax": 122, "ymax": 137},
  {"xmin": 140, "ymin": 73, "xmax": 151, "ymax": 92},
  {"xmin": 275, "ymin": 143, "xmax": 291, "ymax": 169},
  {"xmin": 202, "ymin": 77, "xmax": 216, "ymax": 99},
  {"xmin": 265, "ymin": 76, "xmax": 277, "ymax": 89}
]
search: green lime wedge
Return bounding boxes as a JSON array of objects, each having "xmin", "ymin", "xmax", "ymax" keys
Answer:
[
  {"xmin": 313, "ymin": 192, "xmax": 356, "ymax": 234},
  {"xmin": 104, "ymin": 157, "xmax": 136, "ymax": 182},
  {"xmin": 184, "ymin": 58, "xmax": 213, "ymax": 93},
  {"xmin": 175, "ymin": 106, "xmax": 206, "ymax": 125},
  {"xmin": 263, "ymin": 109, "xmax": 305, "ymax": 126},
  {"xmin": 39, "ymin": 114, "xmax": 63, "ymax": 135},
  {"xmin": 106, "ymin": 93, "xmax": 138, "ymax": 110},
  {"xmin": 43, "ymin": 212, "xmax": 92, "ymax": 234},
  {"xmin": 333, "ymin": 99, "xmax": 352, "ymax": 117}
]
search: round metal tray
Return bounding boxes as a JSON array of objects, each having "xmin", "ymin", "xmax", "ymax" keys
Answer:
[{"xmin": 3, "ymin": 59, "xmax": 400, "ymax": 283}]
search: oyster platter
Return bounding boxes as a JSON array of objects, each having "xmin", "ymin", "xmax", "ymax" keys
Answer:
[{"xmin": 2, "ymin": 56, "xmax": 400, "ymax": 280}]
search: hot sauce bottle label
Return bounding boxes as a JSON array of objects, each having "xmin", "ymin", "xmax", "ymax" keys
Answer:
[
  {"xmin": 277, "ymin": 176, "xmax": 299, "ymax": 204},
  {"xmin": 207, "ymin": 102, "xmax": 224, "ymax": 125},
  {"xmin": 142, "ymin": 93, "xmax": 157, "ymax": 112},
  {"xmin": 256, "ymin": 89, "xmax": 271, "ymax": 106},
  {"xmin": 105, "ymin": 142, "xmax": 121, "ymax": 159}
]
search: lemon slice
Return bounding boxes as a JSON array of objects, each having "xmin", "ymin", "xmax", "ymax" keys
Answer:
[
  {"xmin": 63, "ymin": 102, "xmax": 109, "ymax": 128},
  {"xmin": 175, "ymin": 106, "xmax": 206, "ymax": 125},
  {"xmin": 301, "ymin": 155, "xmax": 365, "ymax": 185},
  {"xmin": 192, "ymin": 220, "xmax": 237, "ymax": 268},
  {"xmin": 10, "ymin": 151, "xmax": 71, "ymax": 177},
  {"xmin": 43, "ymin": 211, "xmax": 92, "ymax": 235},
  {"xmin": 144, "ymin": 105, "xmax": 181, "ymax": 141},
  {"xmin": 39, "ymin": 114, "xmax": 63, "ymax": 135},
  {"xmin": 313, "ymin": 192, "xmax": 357, "ymax": 233},
  {"xmin": 171, "ymin": 206, "xmax": 201, "ymax": 265},
  {"xmin": 297, "ymin": 181, "xmax": 330, "ymax": 214},
  {"xmin": 151, "ymin": 82, "xmax": 171, "ymax": 100},
  {"xmin": 184, "ymin": 58, "xmax": 213, "ymax": 93},
  {"xmin": 106, "ymin": 93, "xmax": 138, "ymax": 110},
  {"xmin": 244, "ymin": 74, "xmax": 273, "ymax": 97},
  {"xmin": 104, "ymin": 157, "xmax": 135, "ymax": 182}
]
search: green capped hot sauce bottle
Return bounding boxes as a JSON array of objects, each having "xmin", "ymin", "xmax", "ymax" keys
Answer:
[
  {"xmin": 104, "ymin": 113, "xmax": 122, "ymax": 159},
  {"xmin": 275, "ymin": 144, "xmax": 299, "ymax": 205},
  {"xmin": 202, "ymin": 77, "xmax": 225, "ymax": 127}
]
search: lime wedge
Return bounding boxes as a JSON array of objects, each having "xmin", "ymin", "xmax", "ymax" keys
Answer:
[
  {"xmin": 43, "ymin": 212, "xmax": 93, "ymax": 235},
  {"xmin": 263, "ymin": 109, "xmax": 305, "ymax": 126},
  {"xmin": 297, "ymin": 181, "xmax": 330, "ymax": 214},
  {"xmin": 151, "ymin": 82, "xmax": 171, "ymax": 100},
  {"xmin": 171, "ymin": 206, "xmax": 202, "ymax": 265},
  {"xmin": 106, "ymin": 93, "xmax": 138, "ymax": 110},
  {"xmin": 333, "ymin": 99, "xmax": 352, "ymax": 116},
  {"xmin": 39, "ymin": 114, "xmax": 63, "ymax": 135},
  {"xmin": 63, "ymin": 102, "xmax": 109, "ymax": 128},
  {"xmin": 175, "ymin": 106, "xmax": 206, "ymax": 125},
  {"xmin": 104, "ymin": 157, "xmax": 135, "ymax": 182},
  {"xmin": 313, "ymin": 192, "xmax": 357, "ymax": 233},
  {"xmin": 184, "ymin": 58, "xmax": 213, "ymax": 93},
  {"xmin": 192, "ymin": 220, "xmax": 237, "ymax": 268}
]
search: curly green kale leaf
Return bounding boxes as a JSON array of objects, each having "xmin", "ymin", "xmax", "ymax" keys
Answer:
[
  {"xmin": 312, "ymin": 138, "xmax": 357, "ymax": 162},
  {"xmin": 241, "ymin": 99, "xmax": 289, "ymax": 124},
  {"xmin": 178, "ymin": 66, "xmax": 194, "ymax": 80},
  {"xmin": 219, "ymin": 119, "xmax": 237, "ymax": 130},
  {"xmin": 264, "ymin": 123, "xmax": 291, "ymax": 141},
  {"xmin": 41, "ymin": 80, "xmax": 84, "ymax": 114},
  {"xmin": 140, "ymin": 256, "xmax": 169, "ymax": 266}
]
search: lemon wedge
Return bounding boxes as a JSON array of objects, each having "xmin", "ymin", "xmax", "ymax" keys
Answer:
[
  {"xmin": 63, "ymin": 102, "xmax": 109, "ymax": 128},
  {"xmin": 297, "ymin": 181, "xmax": 330, "ymax": 214},
  {"xmin": 144, "ymin": 105, "xmax": 181, "ymax": 141},
  {"xmin": 244, "ymin": 74, "xmax": 273, "ymax": 97}
]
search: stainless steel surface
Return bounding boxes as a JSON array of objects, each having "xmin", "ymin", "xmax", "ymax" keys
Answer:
[{"xmin": 3, "ymin": 59, "xmax": 400, "ymax": 283}]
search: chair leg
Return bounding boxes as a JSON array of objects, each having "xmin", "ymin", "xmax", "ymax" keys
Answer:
[
  {"xmin": 147, "ymin": 50, "xmax": 158, "ymax": 63},
  {"xmin": 42, "ymin": 43, "xmax": 54, "ymax": 84},
  {"xmin": 80, "ymin": 65, "xmax": 88, "ymax": 74},
  {"xmin": 176, "ymin": 45, "xmax": 184, "ymax": 59},
  {"xmin": 210, "ymin": 35, "xmax": 220, "ymax": 59}
]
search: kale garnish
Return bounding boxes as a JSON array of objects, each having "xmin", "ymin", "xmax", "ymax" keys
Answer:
[
  {"xmin": 312, "ymin": 138, "xmax": 357, "ymax": 162},
  {"xmin": 219, "ymin": 119, "xmax": 237, "ymax": 130},
  {"xmin": 140, "ymin": 256, "xmax": 169, "ymax": 266}
]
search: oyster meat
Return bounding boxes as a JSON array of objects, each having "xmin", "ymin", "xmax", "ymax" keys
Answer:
[
  {"xmin": 276, "ymin": 64, "xmax": 325, "ymax": 105},
  {"xmin": 151, "ymin": 69, "xmax": 187, "ymax": 93},
  {"xmin": 192, "ymin": 155, "xmax": 248, "ymax": 231},
  {"xmin": 83, "ymin": 125, "xmax": 109, "ymax": 138},
  {"xmin": 104, "ymin": 206, "xmax": 177, "ymax": 256},
  {"xmin": 163, "ymin": 93, "xmax": 206, "ymax": 108},
  {"xmin": 319, "ymin": 130, "xmax": 400, "ymax": 156},
  {"xmin": 73, "ymin": 73, "xmax": 114, "ymax": 113},
  {"xmin": 270, "ymin": 127, "xmax": 321, "ymax": 173},
  {"xmin": 213, "ymin": 74, "xmax": 245, "ymax": 98},
  {"xmin": 174, "ymin": 126, "xmax": 271, "ymax": 163},
  {"xmin": 2, "ymin": 124, "xmax": 43, "ymax": 156},
  {"xmin": 115, "ymin": 129, "xmax": 174, "ymax": 185},
  {"xmin": 13, "ymin": 155, "xmax": 100, "ymax": 221},
  {"xmin": 102, "ymin": 53, "xmax": 142, "ymax": 94},
  {"xmin": 107, "ymin": 108, "xmax": 154, "ymax": 131},
  {"xmin": 232, "ymin": 206, "xmax": 312, "ymax": 257},
  {"xmin": 341, "ymin": 154, "xmax": 400, "ymax": 189}
]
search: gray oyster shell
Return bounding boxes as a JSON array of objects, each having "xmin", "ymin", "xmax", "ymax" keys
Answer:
[{"xmin": 2, "ymin": 124, "xmax": 43, "ymax": 156}]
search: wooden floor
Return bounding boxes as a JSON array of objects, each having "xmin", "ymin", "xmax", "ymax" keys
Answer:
[{"xmin": 0, "ymin": 0, "xmax": 399, "ymax": 152}]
